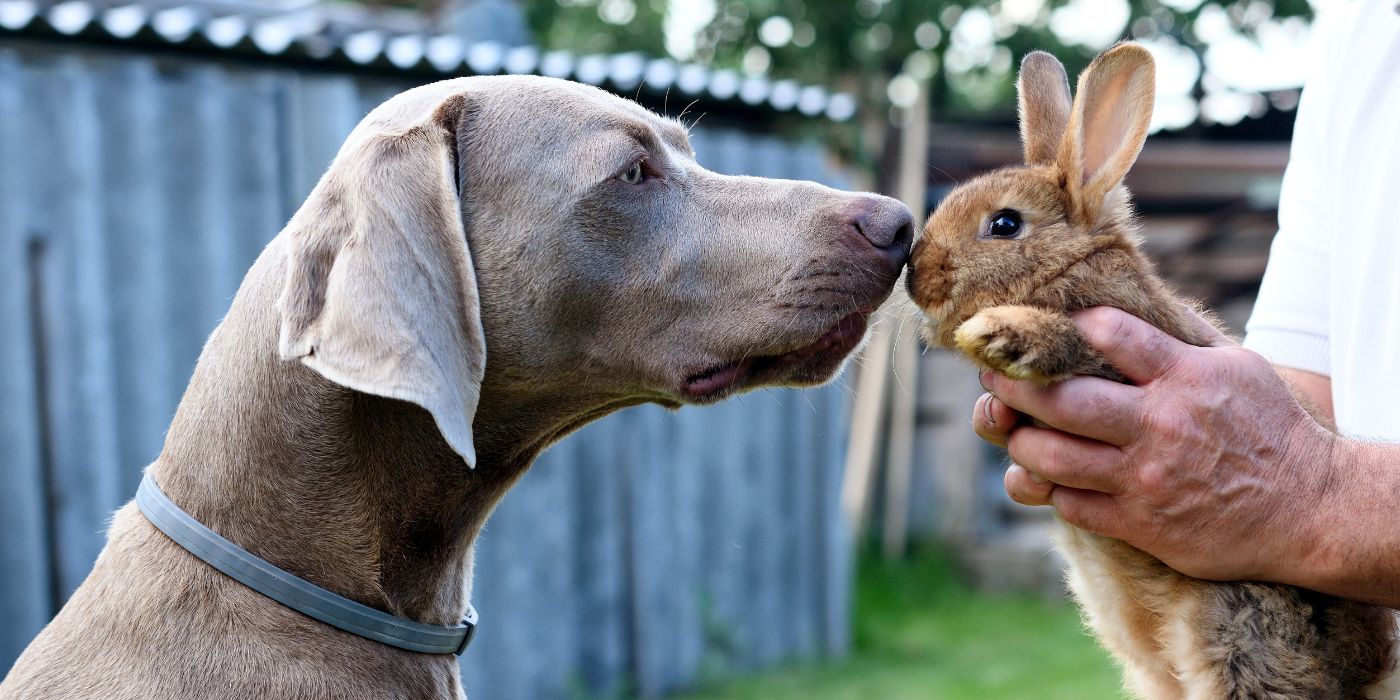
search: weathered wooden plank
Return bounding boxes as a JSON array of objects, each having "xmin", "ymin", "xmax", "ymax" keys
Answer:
[
  {"xmin": 749, "ymin": 392, "xmax": 785, "ymax": 665},
  {"xmin": 26, "ymin": 55, "xmax": 123, "ymax": 600},
  {"xmin": 460, "ymin": 425, "xmax": 581, "ymax": 699},
  {"xmin": 619, "ymin": 405, "xmax": 669, "ymax": 698},
  {"xmin": 564, "ymin": 415, "xmax": 631, "ymax": 696},
  {"xmin": 786, "ymin": 386, "xmax": 827, "ymax": 660},
  {"xmin": 791, "ymin": 141, "xmax": 837, "ymax": 658},
  {"xmin": 821, "ymin": 138, "xmax": 858, "ymax": 651},
  {"xmin": 96, "ymin": 57, "xmax": 173, "ymax": 501},
  {"xmin": 748, "ymin": 137, "xmax": 788, "ymax": 665},
  {"xmin": 819, "ymin": 382, "xmax": 853, "ymax": 657},
  {"xmin": 809, "ymin": 140, "xmax": 858, "ymax": 659},
  {"xmin": 913, "ymin": 350, "xmax": 988, "ymax": 540},
  {"xmin": 159, "ymin": 63, "xmax": 232, "ymax": 388},
  {"xmin": 285, "ymin": 74, "xmax": 361, "ymax": 210},
  {"xmin": 0, "ymin": 48, "xmax": 55, "ymax": 666},
  {"xmin": 666, "ymin": 405, "xmax": 709, "ymax": 688},
  {"xmin": 228, "ymin": 71, "xmax": 287, "ymax": 272}
]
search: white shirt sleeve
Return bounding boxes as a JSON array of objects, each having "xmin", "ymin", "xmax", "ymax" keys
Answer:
[{"xmin": 1241, "ymin": 18, "xmax": 1339, "ymax": 377}]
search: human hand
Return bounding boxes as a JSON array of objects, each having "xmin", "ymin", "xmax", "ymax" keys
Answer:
[{"xmin": 971, "ymin": 306, "xmax": 1338, "ymax": 584}]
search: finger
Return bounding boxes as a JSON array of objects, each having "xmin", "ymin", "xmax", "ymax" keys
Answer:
[
  {"xmin": 1006, "ymin": 425, "xmax": 1127, "ymax": 493},
  {"xmin": 972, "ymin": 392, "xmax": 1020, "ymax": 448},
  {"xmin": 1071, "ymin": 306, "xmax": 1194, "ymax": 385},
  {"xmin": 983, "ymin": 371, "xmax": 1143, "ymax": 447},
  {"xmin": 1005, "ymin": 463, "xmax": 1054, "ymax": 506},
  {"xmin": 1176, "ymin": 302, "xmax": 1235, "ymax": 348},
  {"xmin": 1049, "ymin": 486, "xmax": 1127, "ymax": 539}
]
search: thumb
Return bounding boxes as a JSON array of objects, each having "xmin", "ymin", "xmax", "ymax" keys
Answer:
[
  {"xmin": 1178, "ymin": 301, "xmax": 1235, "ymax": 348},
  {"xmin": 1070, "ymin": 306, "xmax": 1194, "ymax": 385}
]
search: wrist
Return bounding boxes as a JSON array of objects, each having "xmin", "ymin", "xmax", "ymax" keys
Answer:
[{"xmin": 1287, "ymin": 427, "xmax": 1355, "ymax": 593}]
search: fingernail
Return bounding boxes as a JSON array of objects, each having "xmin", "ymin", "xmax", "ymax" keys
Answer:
[
  {"xmin": 1028, "ymin": 470, "xmax": 1047, "ymax": 484},
  {"xmin": 979, "ymin": 370, "xmax": 994, "ymax": 392},
  {"xmin": 981, "ymin": 393, "xmax": 996, "ymax": 426}
]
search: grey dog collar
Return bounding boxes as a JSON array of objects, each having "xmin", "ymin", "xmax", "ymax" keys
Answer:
[{"xmin": 135, "ymin": 473, "xmax": 477, "ymax": 655}]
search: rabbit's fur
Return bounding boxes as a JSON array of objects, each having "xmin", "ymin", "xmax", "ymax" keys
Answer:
[{"xmin": 907, "ymin": 44, "xmax": 1398, "ymax": 699}]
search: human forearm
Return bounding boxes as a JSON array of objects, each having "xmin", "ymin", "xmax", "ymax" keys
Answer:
[
  {"xmin": 1265, "ymin": 366, "xmax": 1400, "ymax": 606},
  {"xmin": 1289, "ymin": 435, "xmax": 1400, "ymax": 607}
]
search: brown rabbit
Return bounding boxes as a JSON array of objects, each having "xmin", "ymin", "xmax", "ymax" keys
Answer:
[{"xmin": 907, "ymin": 43, "xmax": 1398, "ymax": 699}]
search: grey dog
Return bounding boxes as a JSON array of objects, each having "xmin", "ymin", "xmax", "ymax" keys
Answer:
[{"xmin": 1, "ymin": 75, "xmax": 912, "ymax": 699}]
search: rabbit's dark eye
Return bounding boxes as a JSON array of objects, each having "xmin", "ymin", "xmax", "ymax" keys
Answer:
[{"xmin": 985, "ymin": 210, "xmax": 1022, "ymax": 239}]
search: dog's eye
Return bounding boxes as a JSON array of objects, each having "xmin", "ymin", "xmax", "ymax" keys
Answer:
[
  {"xmin": 985, "ymin": 210, "xmax": 1022, "ymax": 239},
  {"xmin": 618, "ymin": 162, "xmax": 645, "ymax": 185}
]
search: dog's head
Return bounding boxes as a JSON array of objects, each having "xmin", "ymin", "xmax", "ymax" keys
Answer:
[{"xmin": 278, "ymin": 76, "xmax": 911, "ymax": 465}]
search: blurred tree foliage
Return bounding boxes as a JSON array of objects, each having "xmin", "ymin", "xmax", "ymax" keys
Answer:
[
  {"xmin": 525, "ymin": 0, "xmax": 669, "ymax": 57},
  {"xmin": 523, "ymin": 0, "xmax": 1313, "ymax": 121}
]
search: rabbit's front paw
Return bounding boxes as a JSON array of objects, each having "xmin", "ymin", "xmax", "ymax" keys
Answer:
[{"xmin": 953, "ymin": 306, "xmax": 1078, "ymax": 384}]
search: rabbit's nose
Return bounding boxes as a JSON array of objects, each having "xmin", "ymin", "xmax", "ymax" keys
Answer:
[
  {"xmin": 906, "ymin": 241, "xmax": 950, "ymax": 309},
  {"xmin": 847, "ymin": 196, "xmax": 914, "ymax": 264}
]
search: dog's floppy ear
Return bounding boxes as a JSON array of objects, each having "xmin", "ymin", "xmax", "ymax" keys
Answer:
[{"xmin": 278, "ymin": 94, "xmax": 485, "ymax": 467}]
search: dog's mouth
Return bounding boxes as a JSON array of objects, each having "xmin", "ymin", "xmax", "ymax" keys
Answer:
[{"xmin": 682, "ymin": 310, "xmax": 871, "ymax": 402}]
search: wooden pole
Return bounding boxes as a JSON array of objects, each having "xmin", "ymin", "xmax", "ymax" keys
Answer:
[
  {"xmin": 879, "ymin": 78, "xmax": 929, "ymax": 559},
  {"xmin": 841, "ymin": 328, "xmax": 891, "ymax": 539}
]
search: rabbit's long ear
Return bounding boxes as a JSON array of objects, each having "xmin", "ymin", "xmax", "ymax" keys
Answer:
[
  {"xmin": 278, "ymin": 92, "xmax": 485, "ymax": 467},
  {"xmin": 1017, "ymin": 51, "xmax": 1072, "ymax": 166},
  {"xmin": 1057, "ymin": 43, "xmax": 1155, "ymax": 224}
]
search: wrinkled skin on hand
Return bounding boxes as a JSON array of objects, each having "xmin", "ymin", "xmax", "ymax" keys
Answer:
[{"xmin": 974, "ymin": 306, "xmax": 1339, "ymax": 585}]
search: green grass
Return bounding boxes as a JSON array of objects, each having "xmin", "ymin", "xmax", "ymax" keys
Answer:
[{"xmin": 678, "ymin": 546, "xmax": 1125, "ymax": 700}]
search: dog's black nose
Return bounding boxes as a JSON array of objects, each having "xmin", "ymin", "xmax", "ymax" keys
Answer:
[{"xmin": 848, "ymin": 197, "xmax": 914, "ymax": 264}]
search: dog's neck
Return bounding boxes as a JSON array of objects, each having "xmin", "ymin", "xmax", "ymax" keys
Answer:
[{"xmin": 149, "ymin": 245, "xmax": 624, "ymax": 630}]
